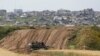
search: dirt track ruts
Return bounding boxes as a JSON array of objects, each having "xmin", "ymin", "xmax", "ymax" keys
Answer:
[{"xmin": 0, "ymin": 27, "xmax": 74, "ymax": 52}]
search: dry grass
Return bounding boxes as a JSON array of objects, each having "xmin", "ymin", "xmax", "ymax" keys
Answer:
[
  {"xmin": 0, "ymin": 48, "xmax": 100, "ymax": 56},
  {"xmin": 0, "ymin": 48, "xmax": 28, "ymax": 56},
  {"xmin": 32, "ymin": 50, "xmax": 100, "ymax": 56}
]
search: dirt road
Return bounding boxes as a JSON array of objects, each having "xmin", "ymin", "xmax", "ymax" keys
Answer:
[
  {"xmin": 0, "ymin": 48, "xmax": 100, "ymax": 56},
  {"xmin": 0, "ymin": 48, "xmax": 28, "ymax": 56}
]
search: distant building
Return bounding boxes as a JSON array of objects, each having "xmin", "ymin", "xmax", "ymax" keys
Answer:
[
  {"xmin": 56, "ymin": 9, "xmax": 71, "ymax": 16},
  {"xmin": 0, "ymin": 10, "xmax": 7, "ymax": 16},
  {"xmin": 7, "ymin": 12, "xmax": 16, "ymax": 19},
  {"xmin": 14, "ymin": 9, "xmax": 23, "ymax": 16},
  {"xmin": 42, "ymin": 10, "xmax": 51, "ymax": 16},
  {"xmin": 20, "ymin": 13, "xmax": 27, "ymax": 17}
]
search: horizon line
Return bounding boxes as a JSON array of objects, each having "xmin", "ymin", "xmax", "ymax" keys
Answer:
[{"xmin": 0, "ymin": 8, "xmax": 100, "ymax": 12}]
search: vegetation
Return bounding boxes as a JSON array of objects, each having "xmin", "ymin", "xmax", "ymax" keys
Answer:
[
  {"xmin": 0, "ymin": 26, "xmax": 48, "ymax": 40},
  {"xmin": 0, "ymin": 26, "xmax": 35, "ymax": 40},
  {"xmin": 68, "ymin": 26, "xmax": 100, "ymax": 50},
  {"xmin": 30, "ymin": 51, "xmax": 100, "ymax": 56},
  {"xmin": 0, "ymin": 26, "xmax": 18, "ymax": 40}
]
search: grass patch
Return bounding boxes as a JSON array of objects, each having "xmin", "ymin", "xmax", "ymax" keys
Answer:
[
  {"xmin": 30, "ymin": 51, "xmax": 100, "ymax": 56},
  {"xmin": 68, "ymin": 26, "xmax": 100, "ymax": 50},
  {"xmin": 0, "ymin": 26, "xmax": 32, "ymax": 40}
]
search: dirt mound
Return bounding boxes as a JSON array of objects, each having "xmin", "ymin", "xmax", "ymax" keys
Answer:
[{"xmin": 0, "ymin": 27, "xmax": 74, "ymax": 52}]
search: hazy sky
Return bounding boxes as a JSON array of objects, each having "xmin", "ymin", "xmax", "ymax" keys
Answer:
[{"xmin": 0, "ymin": 0, "xmax": 100, "ymax": 12}]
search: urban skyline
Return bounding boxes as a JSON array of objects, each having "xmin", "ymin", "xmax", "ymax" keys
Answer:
[{"xmin": 0, "ymin": 0, "xmax": 100, "ymax": 12}]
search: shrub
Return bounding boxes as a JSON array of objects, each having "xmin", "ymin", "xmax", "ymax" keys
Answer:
[
  {"xmin": 0, "ymin": 26, "xmax": 19, "ymax": 40},
  {"xmin": 68, "ymin": 26, "xmax": 100, "ymax": 50}
]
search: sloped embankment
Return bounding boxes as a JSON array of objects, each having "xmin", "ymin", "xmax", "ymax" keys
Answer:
[{"xmin": 0, "ymin": 27, "xmax": 74, "ymax": 52}]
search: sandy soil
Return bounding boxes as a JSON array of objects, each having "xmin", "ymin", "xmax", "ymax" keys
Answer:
[
  {"xmin": 0, "ymin": 48, "xmax": 28, "ymax": 56},
  {"xmin": 38, "ymin": 50, "xmax": 100, "ymax": 56},
  {"xmin": 0, "ymin": 48, "xmax": 100, "ymax": 56}
]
